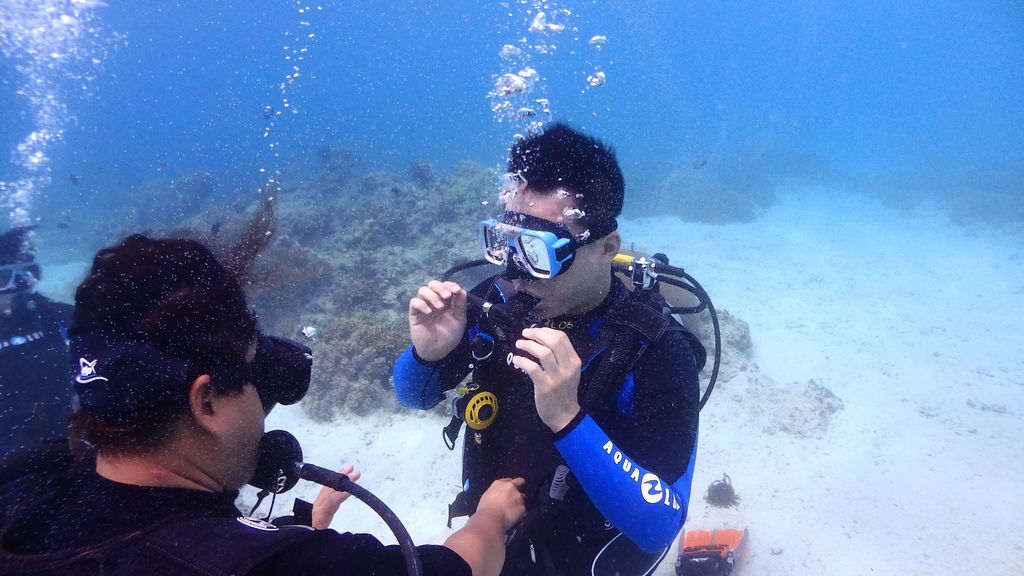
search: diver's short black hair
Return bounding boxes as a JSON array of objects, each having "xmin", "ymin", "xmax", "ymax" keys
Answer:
[
  {"xmin": 507, "ymin": 122, "xmax": 624, "ymax": 235},
  {"xmin": 0, "ymin": 226, "xmax": 36, "ymax": 264},
  {"xmin": 72, "ymin": 235, "xmax": 255, "ymax": 364}
]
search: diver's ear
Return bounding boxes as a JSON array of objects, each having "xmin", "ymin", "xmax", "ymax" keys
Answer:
[
  {"xmin": 599, "ymin": 230, "xmax": 621, "ymax": 260},
  {"xmin": 188, "ymin": 375, "xmax": 218, "ymax": 433}
]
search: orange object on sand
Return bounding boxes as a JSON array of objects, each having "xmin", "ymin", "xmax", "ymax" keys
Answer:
[{"xmin": 675, "ymin": 528, "xmax": 747, "ymax": 576}]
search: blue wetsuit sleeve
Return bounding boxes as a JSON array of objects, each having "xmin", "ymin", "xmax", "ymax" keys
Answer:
[
  {"xmin": 555, "ymin": 414, "xmax": 697, "ymax": 553},
  {"xmin": 393, "ymin": 279, "xmax": 492, "ymax": 411},
  {"xmin": 393, "ymin": 346, "xmax": 445, "ymax": 409}
]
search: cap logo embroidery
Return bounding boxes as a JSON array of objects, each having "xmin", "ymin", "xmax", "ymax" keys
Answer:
[{"xmin": 75, "ymin": 357, "xmax": 109, "ymax": 384}]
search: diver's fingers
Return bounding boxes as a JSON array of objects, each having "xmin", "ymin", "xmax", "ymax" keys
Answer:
[
  {"xmin": 426, "ymin": 279, "xmax": 465, "ymax": 301},
  {"xmin": 514, "ymin": 338, "xmax": 555, "ymax": 371},
  {"xmin": 338, "ymin": 463, "xmax": 362, "ymax": 484},
  {"xmin": 518, "ymin": 328, "xmax": 579, "ymax": 372},
  {"xmin": 409, "ymin": 295, "xmax": 434, "ymax": 317},
  {"xmin": 521, "ymin": 327, "xmax": 575, "ymax": 358},
  {"xmin": 413, "ymin": 283, "xmax": 451, "ymax": 314},
  {"xmin": 441, "ymin": 280, "xmax": 464, "ymax": 294},
  {"xmin": 511, "ymin": 353, "xmax": 543, "ymax": 379},
  {"xmin": 418, "ymin": 280, "xmax": 465, "ymax": 310}
]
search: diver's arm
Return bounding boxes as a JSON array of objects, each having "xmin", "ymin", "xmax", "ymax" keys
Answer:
[
  {"xmin": 396, "ymin": 279, "xmax": 492, "ymax": 409},
  {"xmin": 393, "ymin": 346, "xmax": 447, "ymax": 409},
  {"xmin": 554, "ymin": 414, "xmax": 696, "ymax": 553},
  {"xmin": 395, "ymin": 280, "xmax": 469, "ymax": 409},
  {"xmin": 394, "ymin": 332, "xmax": 478, "ymax": 410},
  {"xmin": 443, "ymin": 477, "xmax": 527, "ymax": 576},
  {"xmin": 554, "ymin": 331, "xmax": 700, "ymax": 553}
]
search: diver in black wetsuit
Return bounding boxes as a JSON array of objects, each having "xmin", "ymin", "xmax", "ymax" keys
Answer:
[
  {"xmin": 394, "ymin": 123, "xmax": 703, "ymax": 576},
  {"xmin": 0, "ymin": 227, "xmax": 74, "ymax": 452},
  {"xmin": 0, "ymin": 234, "xmax": 526, "ymax": 576}
]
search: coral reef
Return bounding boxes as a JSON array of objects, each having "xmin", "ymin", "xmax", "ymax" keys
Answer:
[
  {"xmin": 947, "ymin": 188, "xmax": 1024, "ymax": 230},
  {"xmin": 408, "ymin": 159, "xmax": 436, "ymax": 188},
  {"xmin": 686, "ymin": 306, "xmax": 755, "ymax": 385},
  {"xmin": 316, "ymin": 145, "xmax": 358, "ymax": 188},
  {"xmin": 120, "ymin": 152, "xmax": 503, "ymax": 421},
  {"xmin": 662, "ymin": 171, "xmax": 762, "ymax": 224},
  {"xmin": 300, "ymin": 310, "xmax": 410, "ymax": 420},
  {"xmin": 721, "ymin": 373, "xmax": 845, "ymax": 439}
]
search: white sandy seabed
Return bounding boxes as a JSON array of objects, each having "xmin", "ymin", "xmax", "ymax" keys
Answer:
[{"xmin": 43, "ymin": 187, "xmax": 1024, "ymax": 575}]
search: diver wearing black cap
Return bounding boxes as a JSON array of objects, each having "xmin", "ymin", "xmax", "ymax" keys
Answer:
[
  {"xmin": 394, "ymin": 123, "xmax": 703, "ymax": 576},
  {"xmin": 0, "ymin": 233, "xmax": 526, "ymax": 576},
  {"xmin": 0, "ymin": 226, "xmax": 74, "ymax": 452}
]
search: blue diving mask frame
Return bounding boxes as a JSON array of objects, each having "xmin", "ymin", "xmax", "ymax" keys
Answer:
[
  {"xmin": 0, "ymin": 261, "xmax": 41, "ymax": 292},
  {"xmin": 479, "ymin": 212, "xmax": 594, "ymax": 280}
]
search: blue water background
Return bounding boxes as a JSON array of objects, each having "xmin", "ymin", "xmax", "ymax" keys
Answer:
[
  {"xmin": 3, "ymin": 3, "xmax": 1024, "ymax": 572},
  {"xmin": 1, "ymin": 0, "xmax": 1021, "ymax": 242}
]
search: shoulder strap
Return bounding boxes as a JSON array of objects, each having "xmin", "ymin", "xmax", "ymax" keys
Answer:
[
  {"xmin": 608, "ymin": 288, "xmax": 706, "ymax": 371},
  {"xmin": 579, "ymin": 287, "xmax": 704, "ymax": 410}
]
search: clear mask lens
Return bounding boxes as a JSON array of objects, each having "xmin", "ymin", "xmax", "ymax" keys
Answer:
[
  {"xmin": 478, "ymin": 218, "xmax": 572, "ymax": 280},
  {"xmin": 517, "ymin": 233, "xmax": 553, "ymax": 276},
  {"xmin": 480, "ymin": 220, "xmax": 512, "ymax": 265}
]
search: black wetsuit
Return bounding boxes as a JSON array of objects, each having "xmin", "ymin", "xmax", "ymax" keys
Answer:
[
  {"xmin": 0, "ymin": 293, "xmax": 73, "ymax": 452},
  {"xmin": 0, "ymin": 444, "xmax": 470, "ymax": 576},
  {"xmin": 394, "ymin": 275, "xmax": 702, "ymax": 576}
]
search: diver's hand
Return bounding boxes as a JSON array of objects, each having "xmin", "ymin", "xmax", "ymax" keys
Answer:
[
  {"xmin": 310, "ymin": 463, "xmax": 362, "ymax": 530},
  {"xmin": 476, "ymin": 477, "xmax": 527, "ymax": 532},
  {"xmin": 513, "ymin": 327, "xmax": 582, "ymax": 433},
  {"xmin": 445, "ymin": 477, "xmax": 526, "ymax": 576},
  {"xmin": 408, "ymin": 280, "xmax": 468, "ymax": 362}
]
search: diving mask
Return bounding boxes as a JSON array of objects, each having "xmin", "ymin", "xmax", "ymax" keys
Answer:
[
  {"xmin": 71, "ymin": 331, "xmax": 312, "ymax": 418},
  {"xmin": 211, "ymin": 333, "xmax": 312, "ymax": 414},
  {"xmin": 479, "ymin": 212, "xmax": 592, "ymax": 280},
  {"xmin": 0, "ymin": 261, "xmax": 40, "ymax": 292}
]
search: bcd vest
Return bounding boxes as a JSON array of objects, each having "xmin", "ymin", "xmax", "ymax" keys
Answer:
[{"xmin": 445, "ymin": 278, "xmax": 705, "ymax": 525}]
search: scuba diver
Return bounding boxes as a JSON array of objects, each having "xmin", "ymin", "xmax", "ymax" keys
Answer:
[
  {"xmin": 0, "ymin": 226, "xmax": 74, "ymax": 452},
  {"xmin": 393, "ymin": 123, "xmax": 712, "ymax": 576},
  {"xmin": 0, "ymin": 234, "xmax": 526, "ymax": 576}
]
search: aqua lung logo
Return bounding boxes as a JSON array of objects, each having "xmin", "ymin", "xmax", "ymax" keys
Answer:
[
  {"xmin": 75, "ymin": 357, "xmax": 109, "ymax": 384},
  {"xmin": 602, "ymin": 440, "xmax": 681, "ymax": 510}
]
